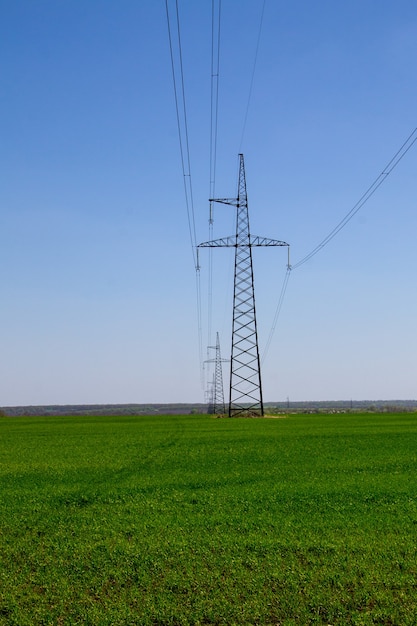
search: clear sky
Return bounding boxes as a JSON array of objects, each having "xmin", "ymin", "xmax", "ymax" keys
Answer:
[{"xmin": 1, "ymin": 1, "xmax": 417, "ymax": 406}]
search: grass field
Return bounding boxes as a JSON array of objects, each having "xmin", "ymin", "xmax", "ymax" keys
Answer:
[{"xmin": 1, "ymin": 412, "xmax": 416, "ymax": 625}]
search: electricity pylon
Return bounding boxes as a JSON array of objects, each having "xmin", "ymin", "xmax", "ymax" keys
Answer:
[
  {"xmin": 198, "ymin": 154, "xmax": 289, "ymax": 417},
  {"xmin": 205, "ymin": 332, "xmax": 227, "ymax": 414},
  {"xmin": 206, "ymin": 375, "xmax": 215, "ymax": 414}
]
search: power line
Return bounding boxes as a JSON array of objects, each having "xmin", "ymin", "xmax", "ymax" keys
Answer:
[
  {"xmin": 261, "ymin": 127, "xmax": 417, "ymax": 364},
  {"xmin": 261, "ymin": 267, "xmax": 291, "ymax": 365},
  {"xmin": 209, "ymin": 0, "xmax": 221, "ymax": 210},
  {"xmin": 165, "ymin": 0, "xmax": 203, "ymax": 382},
  {"xmin": 165, "ymin": 0, "xmax": 198, "ymax": 268},
  {"xmin": 207, "ymin": 0, "xmax": 222, "ymax": 355},
  {"xmin": 291, "ymin": 127, "xmax": 417, "ymax": 270},
  {"xmin": 239, "ymin": 0, "xmax": 267, "ymax": 152},
  {"xmin": 195, "ymin": 269, "xmax": 204, "ymax": 390}
]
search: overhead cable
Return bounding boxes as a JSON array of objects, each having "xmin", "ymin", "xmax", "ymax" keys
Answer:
[
  {"xmin": 291, "ymin": 127, "xmax": 417, "ymax": 270},
  {"xmin": 165, "ymin": 0, "xmax": 204, "ymax": 382},
  {"xmin": 209, "ymin": 0, "xmax": 221, "ymax": 212},
  {"xmin": 261, "ymin": 267, "xmax": 291, "ymax": 364},
  {"xmin": 195, "ymin": 270, "xmax": 204, "ymax": 390},
  {"xmin": 207, "ymin": 0, "xmax": 222, "ymax": 354},
  {"xmin": 165, "ymin": 0, "xmax": 198, "ymax": 268},
  {"xmin": 239, "ymin": 0, "xmax": 267, "ymax": 152},
  {"xmin": 262, "ymin": 126, "xmax": 417, "ymax": 364}
]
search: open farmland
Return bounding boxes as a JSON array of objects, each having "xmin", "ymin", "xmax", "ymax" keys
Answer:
[{"xmin": 1, "ymin": 413, "xmax": 416, "ymax": 625}]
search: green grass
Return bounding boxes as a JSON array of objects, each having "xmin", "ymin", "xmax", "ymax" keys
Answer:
[{"xmin": 1, "ymin": 412, "xmax": 417, "ymax": 625}]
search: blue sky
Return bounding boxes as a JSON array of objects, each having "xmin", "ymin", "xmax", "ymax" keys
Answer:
[{"xmin": 1, "ymin": 1, "xmax": 417, "ymax": 406}]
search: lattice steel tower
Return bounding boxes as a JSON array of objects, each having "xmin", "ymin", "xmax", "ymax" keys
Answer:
[
  {"xmin": 205, "ymin": 332, "xmax": 226, "ymax": 415},
  {"xmin": 199, "ymin": 154, "xmax": 289, "ymax": 417}
]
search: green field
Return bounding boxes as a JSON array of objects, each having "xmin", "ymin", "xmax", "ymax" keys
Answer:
[{"xmin": 1, "ymin": 412, "xmax": 416, "ymax": 625}]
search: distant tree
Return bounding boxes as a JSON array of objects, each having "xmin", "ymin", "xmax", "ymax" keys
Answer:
[{"xmin": 0, "ymin": 409, "xmax": 6, "ymax": 417}]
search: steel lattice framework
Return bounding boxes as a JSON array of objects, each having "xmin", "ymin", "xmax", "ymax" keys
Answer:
[
  {"xmin": 206, "ymin": 332, "xmax": 226, "ymax": 414},
  {"xmin": 199, "ymin": 155, "xmax": 289, "ymax": 417}
]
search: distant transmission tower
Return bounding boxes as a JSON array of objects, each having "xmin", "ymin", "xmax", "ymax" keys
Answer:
[
  {"xmin": 199, "ymin": 154, "xmax": 289, "ymax": 417},
  {"xmin": 205, "ymin": 332, "xmax": 227, "ymax": 414},
  {"xmin": 206, "ymin": 375, "xmax": 216, "ymax": 414}
]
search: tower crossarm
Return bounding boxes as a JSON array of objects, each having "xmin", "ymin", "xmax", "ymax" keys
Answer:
[
  {"xmin": 250, "ymin": 236, "xmax": 289, "ymax": 247},
  {"xmin": 209, "ymin": 197, "xmax": 239, "ymax": 207},
  {"xmin": 204, "ymin": 358, "xmax": 229, "ymax": 363},
  {"xmin": 198, "ymin": 236, "xmax": 289, "ymax": 248},
  {"xmin": 198, "ymin": 236, "xmax": 236, "ymax": 248}
]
